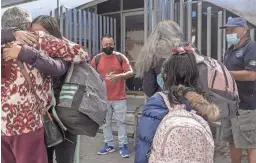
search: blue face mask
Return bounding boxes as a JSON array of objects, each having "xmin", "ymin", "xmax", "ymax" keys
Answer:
[
  {"xmin": 157, "ymin": 74, "xmax": 164, "ymax": 89},
  {"xmin": 226, "ymin": 33, "xmax": 240, "ymax": 45}
]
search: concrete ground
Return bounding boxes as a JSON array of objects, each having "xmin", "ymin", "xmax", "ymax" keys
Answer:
[
  {"xmin": 77, "ymin": 134, "xmax": 248, "ymax": 163},
  {"xmin": 78, "ymin": 134, "xmax": 134, "ymax": 163},
  {"xmin": 56, "ymin": 96, "xmax": 249, "ymax": 163}
]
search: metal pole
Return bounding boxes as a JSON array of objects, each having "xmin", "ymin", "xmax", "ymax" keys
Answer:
[
  {"xmin": 68, "ymin": 9, "xmax": 72, "ymax": 40},
  {"xmin": 78, "ymin": 10, "xmax": 82, "ymax": 45},
  {"xmin": 57, "ymin": 0, "xmax": 60, "ymax": 17},
  {"xmin": 65, "ymin": 8, "xmax": 69, "ymax": 38},
  {"xmin": 223, "ymin": 9, "xmax": 227, "ymax": 53},
  {"xmin": 170, "ymin": 0, "xmax": 174, "ymax": 20},
  {"xmin": 75, "ymin": 135, "xmax": 80, "ymax": 163},
  {"xmin": 179, "ymin": 0, "xmax": 184, "ymax": 31},
  {"xmin": 207, "ymin": 7, "xmax": 212, "ymax": 57},
  {"xmin": 59, "ymin": 6, "xmax": 64, "ymax": 35},
  {"xmin": 88, "ymin": 12, "xmax": 92, "ymax": 57},
  {"xmin": 197, "ymin": 2, "xmax": 202, "ymax": 53},
  {"xmin": 144, "ymin": 0, "xmax": 148, "ymax": 41},
  {"xmin": 149, "ymin": 0, "xmax": 153, "ymax": 34},
  {"xmin": 73, "ymin": 9, "xmax": 77, "ymax": 43},
  {"xmin": 83, "ymin": 11, "xmax": 87, "ymax": 49},
  {"xmin": 187, "ymin": 0, "xmax": 192, "ymax": 42},
  {"xmin": 153, "ymin": 0, "xmax": 158, "ymax": 30},
  {"xmin": 99, "ymin": 15, "xmax": 103, "ymax": 38},
  {"xmin": 217, "ymin": 11, "xmax": 223, "ymax": 62},
  {"xmin": 162, "ymin": 0, "xmax": 165, "ymax": 20},
  {"xmin": 114, "ymin": 19, "xmax": 117, "ymax": 50}
]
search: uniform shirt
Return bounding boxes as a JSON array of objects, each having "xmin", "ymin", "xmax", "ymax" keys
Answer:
[
  {"xmin": 91, "ymin": 52, "xmax": 132, "ymax": 101},
  {"xmin": 223, "ymin": 38, "xmax": 256, "ymax": 109}
]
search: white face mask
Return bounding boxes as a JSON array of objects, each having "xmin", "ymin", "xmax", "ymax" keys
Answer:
[
  {"xmin": 226, "ymin": 33, "xmax": 240, "ymax": 45},
  {"xmin": 226, "ymin": 29, "xmax": 246, "ymax": 46}
]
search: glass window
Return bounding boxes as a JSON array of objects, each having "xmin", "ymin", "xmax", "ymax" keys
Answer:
[
  {"xmin": 124, "ymin": 13, "xmax": 144, "ymax": 69},
  {"xmin": 123, "ymin": 0, "xmax": 144, "ymax": 10},
  {"xmin": 97, "ymin": 0, "xmax": 120, "ymax": 14}
]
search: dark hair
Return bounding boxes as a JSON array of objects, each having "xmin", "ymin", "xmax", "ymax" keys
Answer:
[
  {"xmin": 32, "ymin": 15, "xmax": 62, "ymax": 39},
  {"xmin": 162, "ymin": 50, "xmax": 201, "ymax": 104},
  {"xmin": 101, "ymin": 34, "xmax": 113, "ymax": 41}
]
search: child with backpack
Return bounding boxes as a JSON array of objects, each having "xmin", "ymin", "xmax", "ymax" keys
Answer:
[
  {"xmin": 135, "ymin": 47, "xmax": 220, "ymax": 163},
  {"xmin": 135, "ymin": 20, "xmax": 239, "ymax": 163}
]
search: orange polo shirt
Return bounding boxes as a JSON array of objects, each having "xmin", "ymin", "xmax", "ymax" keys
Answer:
[{"xmin": 91, "ymin": 52, "xmax": 131, "ymax": 101}]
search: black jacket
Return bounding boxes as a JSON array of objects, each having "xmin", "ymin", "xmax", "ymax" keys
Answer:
[{"xmin": 142, "ymin": 58, "xmax": 165, "ymax": 98}]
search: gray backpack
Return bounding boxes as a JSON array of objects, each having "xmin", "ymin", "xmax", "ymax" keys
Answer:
[
  {"xmin": 55, "ymin": 62, "xmax": 108, "ymax": 137},
  {"xmin": 157, "ymin": 43, "xmax": 239, "ymax": 120},
  {"xmin": 186, "ymin": 43, "xmax": 239, "ymax": 120},
  {"xmin": 196, "ymin": 54, "xmax": 239, "ymax": 120}
]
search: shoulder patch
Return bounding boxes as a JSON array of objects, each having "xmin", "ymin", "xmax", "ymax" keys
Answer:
[{"xmin": 249, "ymin": 60, "xmax": 256, "ymax": 66}]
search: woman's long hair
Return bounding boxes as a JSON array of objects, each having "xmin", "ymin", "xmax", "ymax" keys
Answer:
[
  {"xmin": 32, "ymin": 15, "xmax": 62, "ymax": 39},
  {"xmin": 162, "ymin": 50, "xmax": 200, "ymax": 104},
  {"xmin": 135, "ymin": 20, "xmax": 183, "ymax": 77}
]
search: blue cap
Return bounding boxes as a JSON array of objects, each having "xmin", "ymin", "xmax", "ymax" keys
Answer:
[{"xmin": 220, "ymin": 17, "xmax": 248, "ymax": 29}]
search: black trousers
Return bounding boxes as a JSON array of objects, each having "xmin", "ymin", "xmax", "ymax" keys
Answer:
[{"xmin": 47, "ymin": 131, "xmax": 77, "ymax": 163}]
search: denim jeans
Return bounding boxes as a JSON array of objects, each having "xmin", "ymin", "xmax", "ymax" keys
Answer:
[{"xmin": 103, "ymin": 100, "xmax": 128, "ymax": 147}]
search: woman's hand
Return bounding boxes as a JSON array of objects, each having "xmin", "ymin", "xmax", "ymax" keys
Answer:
[
  {"xmin": 2, "ymin": 44, "xmax": 22, "ymax": 62},
  {"xmin": 14, "ymin": 30, "xmax": 37, "ymax": 45}
]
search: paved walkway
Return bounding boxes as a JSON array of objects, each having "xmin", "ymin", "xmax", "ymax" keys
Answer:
[
  {"xmin": 78, "ymin": 134, "xmax": 134, "ymax": 163},
  {"xmin": 77, "ymin": 134, "xmax": 249, "ymax": 163},
  {"xmin": 55, "ymin": 97, "xmax": 249, "ymax": 163}
]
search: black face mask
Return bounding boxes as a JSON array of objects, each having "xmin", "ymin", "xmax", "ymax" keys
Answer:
[{"xmin": 102, "ymin": 46, "xmax": 114, "ymax": 55}]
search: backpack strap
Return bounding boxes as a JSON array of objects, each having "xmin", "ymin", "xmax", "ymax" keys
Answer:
[
  {"xmin": 17, "ymin": 61, "xmax": 45, "ymax": 112},
  {"xmin": 157, "ymin": 92, "xmax": 185, "ymax": 111},
  {"xmin": 65, "ymin": 63, "xmax": 75, "ymax": 82},
  {"xmin": 219, "ymin": 62, "xmax": 229, "ymax": 91},
  {"xmin": 95, "ymin": 54, "xmax": 102, "ymax": 71},
  {"xmin": 115, "ymin": 52, "xmax": 123, "ymax": 67},
  {"xmin": 180, "ymin": 97, "xmax": 192, "ymax": 112},
  {"xmin": 158, "ymin": 92, "xmax": 172, "ymax": 109}
]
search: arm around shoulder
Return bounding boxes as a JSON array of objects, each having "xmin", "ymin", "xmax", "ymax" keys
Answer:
[
  {"xmin": 1, "ymin": 28, "xmax": 16, "ymax": 44},
  {"xmin": 18, "ymin": 45, "xmax": 69, "ymax": 77}
]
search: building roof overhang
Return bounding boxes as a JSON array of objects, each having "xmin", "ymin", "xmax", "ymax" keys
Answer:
[{"xmin": 1, "ymin": 0, "xmax": 37, "ymax": 8}]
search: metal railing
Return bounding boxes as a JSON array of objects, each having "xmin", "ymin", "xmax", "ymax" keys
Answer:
[
  {"xmin": 144, "ymin": 0, "xmax": 256, "ymax": 61},
  {"xmin": 50, "ymin": 6, "xmax": 117, "ymax": 59}
]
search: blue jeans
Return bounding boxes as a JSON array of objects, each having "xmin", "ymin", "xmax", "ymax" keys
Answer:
[{"xmin": 103, "ymin": 100, "xmax": 128, "ymax": 147}]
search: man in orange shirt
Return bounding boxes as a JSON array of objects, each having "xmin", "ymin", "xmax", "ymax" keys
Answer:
[{"xmin": 91, "ymin": 34, "xmax": 133, "ymax": 158}]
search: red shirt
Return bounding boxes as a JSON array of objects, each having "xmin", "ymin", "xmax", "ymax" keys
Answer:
[{"xmin": 91, "ymin": 52, "xmax": 131, "ymax": 101}]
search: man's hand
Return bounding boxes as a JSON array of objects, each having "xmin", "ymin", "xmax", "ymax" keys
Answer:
[
  {"xmin": 14, "ymin": 31, "xmax": 37, "ymax": 45},
  {"xmin": 106, "ymin": 73, "xmax": 122, "ymax": 83},
  {"xmin": 2, "ymin": 44, "xmax": 22, "ymax": 62}
]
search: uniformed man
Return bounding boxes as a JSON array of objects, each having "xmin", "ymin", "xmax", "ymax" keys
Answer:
[{"xmin": 221, "ymin": 17, "xmax": 256, "ymax": 163}]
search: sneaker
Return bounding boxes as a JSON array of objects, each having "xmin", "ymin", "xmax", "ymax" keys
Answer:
[
  {"xmin": 98, "ymin": 143, "xmax": 115, "ymax": 155},
  {"xmin": 119, "ymin": 144, "xmax": 130, "ymax": 158}
]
